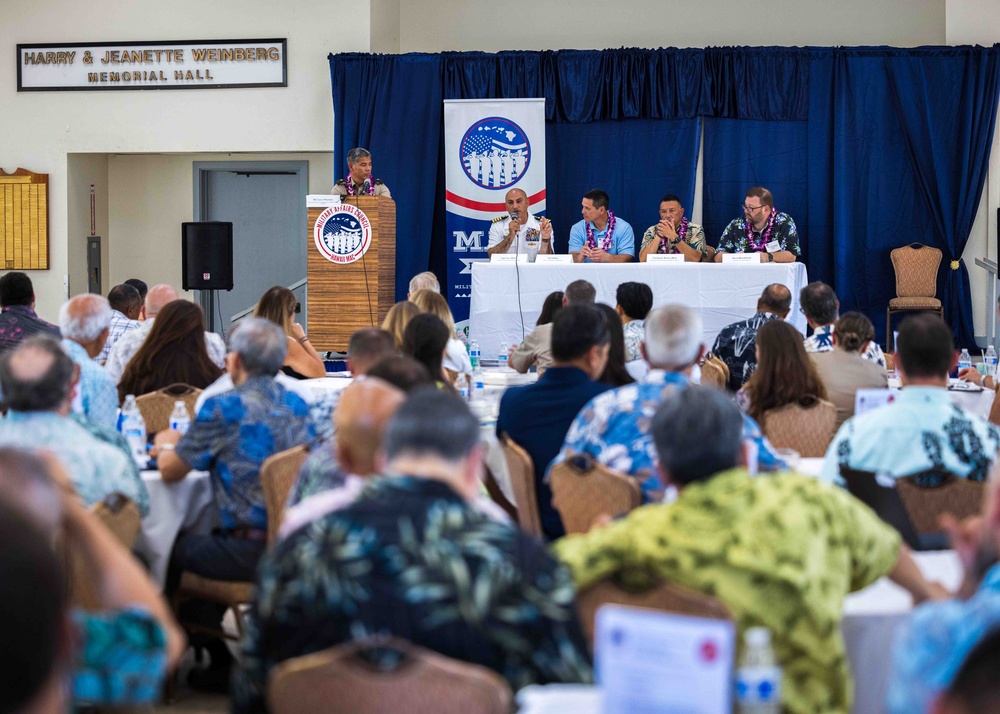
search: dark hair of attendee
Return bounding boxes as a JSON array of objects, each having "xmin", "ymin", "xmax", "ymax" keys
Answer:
[
  {"xmin": 0, "ymin": 496, "xmax": 66, "ymax": 714},
  {"xmin": 124, "ymin": 278, "xmax": 148, "ymax": 302},
  {"xmin": 745, "ymin": 320, "xmax": 827, "ymax": 424},
  {"xmin": 0, "ymin": 337, "xmax": 75, "ymax": 412},
  {"xmin": 118, "ymin": 300, "xmax": 223, "ymax": 403},
  {"xmin": 0, "ymin": 272, "xmax": 33, "ymax": 307},
  {"xmin": 652, "ymin": 385, "xmax": 744, "ymax": 486},
  {"xmin": 594, "ymin": 303, "xmax": 635, "ymax": 388},
  {"xmin": 799, "ymin": 281, "xmax": 838, "ymax": 325},
  {"xmin": 616, "ymin": 282, "xmax": 653, "ymax": 321},
  {"xmin": 834, "ymin": 312, "xmax": 875, "ymax": 354},
  {"xmin": 401, "ymin": 313, "xmax": 451, "ymax": 389},
  {"xmin": 660, "ymin": 194, "xmax": 682, "ymax": 205},
  {"xmin": 366, "ymin": 355, "xmax": 432, "ymax": 393},
  {"xmin": 582, "ymin": 189, "xmax": 610, "ymax": 210},
  {"xmin": 941, "ymin": 627, "xmax": 1000, "ymax": 712},
  {"xmin": 564, "ymin": 279, "xmax": 597, "ymax": 305},
  {"xmin": 384, "ymin": 386, "xmax": 479, "ymax": 462},
  {"xmin": 348, "ymin": 328, "xmax": 396, "ymax": 364},
  {"xmin": 746, "ymin": 186, "xmax": 774, "ymax": 208},
  {"xmin": 896, "ymin": 313, "xmax": 955, "ymax": 379},
  {"xmin": 759, "ymin": 283, "xmax": 792, "ymax": 315},
  {"xmin": 551, "ymin": 304, "xmax": 611, "ymax": 363},
  {"xmin": 536, "ymin": 291, "xmax": 564, "ymax": 326},
  {"xmin": 107, "ymin": 283, "xmax": 142, "ymax": 316}
]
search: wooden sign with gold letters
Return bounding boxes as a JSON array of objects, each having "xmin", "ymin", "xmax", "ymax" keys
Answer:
[{"xmin": 0, "ymin": 169, "xmax": 49, "ymax": 270}]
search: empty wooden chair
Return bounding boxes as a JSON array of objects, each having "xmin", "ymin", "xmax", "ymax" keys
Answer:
[
  {"xmin": 135, "ymin": 383, "xmax": 202, "ymax": 434},
  {"xmin": 499, "ymin": 435, "xmax": 542, "ymax": 536},
  {"xmin": 65, "ymin": 493, "xmax": 142, "ymax": 611},
  {"xmin": 549, "ymin": 453, "xmax": 641, "ymax": 535},
  {"xmin": 761, "ymin": 397, "xmax": 837, "ymax": 458},
  {"xmin": 261, "ymin": 443, "xmax": 311, "ymax": 544},
  {"xmin": 886, "ymin": 243, "xmax": 943, "ymax": 350}
]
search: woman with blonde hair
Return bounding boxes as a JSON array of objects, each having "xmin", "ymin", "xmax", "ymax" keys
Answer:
[
  {"xmin": 409, "ymin": 289, "xmax": 473, "ymax": 375},
  {"xmin": 252, "ymin": 286, "xmax": 326, "ymax": 379},
  {"xmin": 381, "ymin": 300, "xmax": 420, "ymax": 350}
]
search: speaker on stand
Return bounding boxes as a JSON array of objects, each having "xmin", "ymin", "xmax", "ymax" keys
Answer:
[{"xmin": 181, "ymin": 221, "xmax": 234, "ymax": 334}]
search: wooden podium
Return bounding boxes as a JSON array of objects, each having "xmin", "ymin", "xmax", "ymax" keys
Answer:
[{"xmin": 307, "ymin": 196, "xmax": 396, "ymax": 352}]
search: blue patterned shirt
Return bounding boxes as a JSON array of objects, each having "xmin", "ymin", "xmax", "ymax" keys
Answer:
[
  {"xmin": 804, "ymin": 324, "xmax": 887, "ymax": 368},
  {"xmin": 887, "ymin": 564, "xmax": 1000, "ymax": 713},
  {"xmin": 0, "ymin": 411, "xmax": 148, "ymax": 515},
  {"xmin": 553, "ymin": 370, "xmax": 784, "ymax": 498},
  {"xmin": 62, "ymin": 338, "xmax": 119, "ymax": 432},
  {"xmin": 716, "ymin": 212, "xmax": 800, "ymax": 256},
  {"xmin": 712, "ymin": 312, "xmax": 782, "ymax": 392},
  {"xmin": 821, "ymin": 387, "xmax": 1000, "ymax": 484},
  {"xmin": 176, "ymin": 375, "xmax": 315, "ymax": 530},
  {"xmin": 568, "ymin": 217, "xmax": 636, "ymax": 261},
  {"xmin": 285, "ymin": 444, "xmax": 344, "ymax": 508},
  {"xmin": 73, "ymin": 608, "xmax": 167, "ymax": 706}
]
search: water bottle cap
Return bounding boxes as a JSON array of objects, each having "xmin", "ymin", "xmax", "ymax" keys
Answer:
[{"xmin": 745, "ymin": 627, "xmax": 771, "ymax": 647}]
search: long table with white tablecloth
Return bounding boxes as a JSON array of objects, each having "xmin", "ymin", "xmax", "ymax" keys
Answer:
[{"xmin": 469, "ymin": 262, "xmax": 809, "ymax": 358}]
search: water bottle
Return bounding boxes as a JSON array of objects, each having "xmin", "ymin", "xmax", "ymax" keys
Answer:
[
  {"xmin": 986, "ymin": 345, "xmax": 998, "ymax": 376},
  {"xmin": 469, "ymin": 339, "xmax": 481, "ymax": 372},
  {"xmin": 120, "ymin": 395, "xmax": 148, "ymax": 464},
  {"xmin": 472, "ymin": 374, "xmax": 486, "ymax": 402},
  {"xmin": 735, "ymin": 627, "xmax": 782, "ymax": 714},
  {"xmin": 958, "ymin": 348, "xmax": 972, "ymax": 373},
  {"xmin": 169, "ymin": 400, "xmax": 191, "ymax": 435},
  {"xmin": 498, "ymin": 341, "xmax": 509, "ymax": 370},
  {"xmin": 455, "ymin": 373, "xmax": 470, "ymax": 401}
]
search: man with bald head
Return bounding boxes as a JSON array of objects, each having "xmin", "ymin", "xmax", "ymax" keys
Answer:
[
  {"xmin": 105, "ymin": 284, "xmax": 226, "ymax": 382},
  {"xmin": 711, "ymin": 283, "xmax": 793, "ymax": 391},
  {"xmin": 0, "ymin": 336, "xmax": 148, "ymax": 514},
  {"xmin": 486, "ymin": 187, "xmax": 555, "ymax": 256},
  {"xmin": 58, "ymin": 294, "xmax": 117, "ymax": 431}
]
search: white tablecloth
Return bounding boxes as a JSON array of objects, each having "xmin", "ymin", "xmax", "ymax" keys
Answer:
[
  {"xmin": 470, "ymin": 262, "xmax": 810, "ymax": 359},
  {"xmin": 134, "ymin": 470, "xmax": 215, "ymax": 588}
]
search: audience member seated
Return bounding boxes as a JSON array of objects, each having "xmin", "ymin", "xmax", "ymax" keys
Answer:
[
  {"xmin": 410, "ymin": 288, "xmax": 473, "ymax": 375},
  {"xmin": 232, "ymin": 388, "xmax": 592, "ymax": 712},
  {"xmin": 98, "ymin": 283, "xmax": 142, "ymax": 364},
  {"xmin": 365, "ymin": 354, "xmax": 433, "ymax": 392},
  {"xmin": 0, "ymin": 271, "xmax": 59, "ymax": 353},
  {"xmin": 0, "ymin": 337, "xmax": 148, "ymax": 514},
  {"xmin": 616, "ymin": 281, "xmax": 653, "ymax": 362},
  {"xmin": 511, "ymin": 279, "xmax": 596, "ymax": 374},
  {"xmin": 810, "ymin": 311, "xmax": 888, "ymax": 429},
  {"xmin": 497, "ymin": 304, "xmax": 613, "ymax": 540},
  {"xmin": 0, "ymin": 448, "xmax": 184, "ymax": 709},
  {"xmin": 407, "ymin": 270, "xmax": 440, "ymax": 297},
  {"xmin": 253, "ymin": 286, "xmax": 326, "ymax": 379},
  {"xmin": 887, "ymin": 467, "xmax": 1000, "ymax": 713},
  {"xmin": 712, "ymin": 283, "xmax": 792, "ymax": 391},
  {"xmin": 594, "ymin": 303, "xmax": 635, "ymax": 388},
  {"xmin": 402, "ymin": 313, "xmax": 454, "ymax": 389},
  {"xmin": 58, "ymin": 294, "xmax": 117, "ymax": 432},
  {"xmin": 553, "ymin": 305, "xmax": 783, "ymax": 499},
  {"xmin": 124, "ymin": 277, "xmax": 148, "ymax": 319},
  {"xmin": 801, "ymin": 280, "xmax": 887, "ymax": 367},
  {"xmin": 106, "ymin": 284, "xmax": 226, "ymax": 383},
  {"xmin": 380, "ymin": 300, "xmax": 420, "ymax": 350},
  {"xmin": 555, "ymin": 385, "xmax": 944, "ymax": 714},
  {"xmin": 823, "ymin": 314, "xmax": 1000, "ymax": 483},
  {"xmin": 536, "ymin": 290, "xmax": 564, "ymax": 327},
  {"xmin": 153, "ymin": 317, "xmax": 314, "ymax": 682},
  {"xmin": 116, "ymin": 300, "xmax": 224, "ymax": 405},
  {"xmin": 742, "ymin": 320, "xmax": 827, "ymax": 425},
  {"xmin": 346, "ymin": 327, "xmax": 396, "ymax": 378}
]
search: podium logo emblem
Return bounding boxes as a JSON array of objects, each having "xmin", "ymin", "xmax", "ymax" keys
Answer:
[
  {"xmin": 314, "ymin": 204, "xmax": 372, "ymax": 264},
  {"xmin": 459, "ymin": 116, "xmax": 530, "ymax": 190}
]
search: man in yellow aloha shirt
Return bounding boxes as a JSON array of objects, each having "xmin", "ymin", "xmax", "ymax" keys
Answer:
[{"xmin": 554, "ymin": 386, "xmax": 945, "ymax": 714}]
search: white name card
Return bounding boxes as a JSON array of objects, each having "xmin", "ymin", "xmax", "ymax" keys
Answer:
[
  {"xmin": 307, "ymin": 194, "xmax": 340, "ymax": 208},
  {"xmin": 646, "ymin": 254, "xmax": 685, "ymax": 264},
  {"xmin": 490, "ymin": 254, "xmax": 517, "ymax": 263},
  {"xmin": 534, "ymin": 254, "xmax": 573, "ymax": 265},
  {"xmin": 854, "ymin": 388, "xmax": 897, "ymax": 416},
  {"xmin": 721, "ymin": 253, "xmax": 760, "ymax": 264}
]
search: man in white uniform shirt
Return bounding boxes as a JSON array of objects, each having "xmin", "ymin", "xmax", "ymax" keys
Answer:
[{"xmin": 486, "ymin": 188, "xmax": 554, "ymax": 256}]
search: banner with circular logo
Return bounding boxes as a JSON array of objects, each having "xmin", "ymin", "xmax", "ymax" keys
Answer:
[{"xmin": 313, "ymin": 203, "xmax": 372, "ymax": 264}]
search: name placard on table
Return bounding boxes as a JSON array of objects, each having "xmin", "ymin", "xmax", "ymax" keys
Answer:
[
  {"xmin": 721, "ymin": 253, "xmax": 761, "ymax": 264},
  {"xmin": 645, "ymin": 254, "xmax": 685, "ymax": 264},
  {"xmin": 490, "ymin": 253, "xmax": 574, "ymax": 265}
]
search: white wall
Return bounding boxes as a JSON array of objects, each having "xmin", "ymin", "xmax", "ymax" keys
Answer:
[
  {"xmin": 0, "ymin": 0, "xmax": 370, "ymax": 320},
  {"xmin": 65, "ymin": 154, "xmax": 108, "ymax": 296}
]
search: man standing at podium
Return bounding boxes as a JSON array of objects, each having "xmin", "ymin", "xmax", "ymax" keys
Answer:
[
  {"xmin": 486, "ymin": 188, "xmax": 554, "ymax": 256},
  {"xmin": 568, "ymin": 189, "xmax": 635, "ymax": 263},
  {"xmin": 331, "ymin": 147, "xmax": 392, "ymax": 198}
]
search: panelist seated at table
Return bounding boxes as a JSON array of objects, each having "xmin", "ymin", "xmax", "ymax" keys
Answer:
[
  {"xmin": 638, "ymin": 194, "xmax": 708, "ymax": 263},
  {"xmin": 568, "ymin": 189, "xmax": 635, "ymax": 263},
  {"xmin": 714, "ymin": 186, "xmax": 800, "ymax": 263},
  {"xmin": 486, "ymin": 187, "xmax": 554, "ymax": 256}
]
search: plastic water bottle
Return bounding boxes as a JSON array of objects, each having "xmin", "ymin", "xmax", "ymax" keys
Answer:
[
  {"xmin": 958, "ymin": 348, "xmax": 972, "ymax": 373},
  {"xmin": 169, "ymin": 400, "xmax": 191, "ymax": 435},
  {"xmin": 986, "ymin": 345, "xmax": 998, "ymax": 376},
  {"xmin": 498, "ymin": 341, "xmax": 509, "ymax": 370},
  {"xmin": 455, "ymin": 373, "xmax": 470, "ymax": 400},
  {"xmin": 735, "ymin": 627, "xmax": 782, "ymax": 714},
  {"xmin": 472, "ymin": 375, "xmax": 485, "ymax": 402},
  {"xmin": 120, "ymin": 395, "xmax": 148, "ymax": 464},
  {"xmin": 469, "ymin": 339, "xmax": 481, "ymax": 372}
]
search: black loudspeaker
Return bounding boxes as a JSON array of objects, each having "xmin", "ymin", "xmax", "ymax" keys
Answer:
[{"xmin": 182, "ymin": 222, "xmax": 234, "ymax": 291}]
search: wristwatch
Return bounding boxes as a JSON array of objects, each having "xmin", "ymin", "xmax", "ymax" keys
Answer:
[
  {"xmin": 766, "ymin": 252, "xmax": 774, "ymax": 262},
  {"xmin": 670, "ymin": 236, "xmax": 682, "ymax": 245}
]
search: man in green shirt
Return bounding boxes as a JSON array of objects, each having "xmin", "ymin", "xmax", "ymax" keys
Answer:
[{"xmin": 554, "ymin": 385, "xmax": 946, "ymax": 714}]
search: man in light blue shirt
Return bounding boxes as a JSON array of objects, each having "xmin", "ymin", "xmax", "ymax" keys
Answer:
[
  {"xmin": 59, "ymin": 294, "xmax": 119, "ymax": 433},
  {"xmin": 822, "ymin": 313, "xmax": 1000, "ymax": 484},
  {"xmin": 567, "ymin": 189, "xmax": 635, "ymax": 263}
]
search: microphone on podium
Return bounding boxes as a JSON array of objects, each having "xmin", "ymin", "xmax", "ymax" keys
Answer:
[{"xmin": 362, "ymin": 178, "xmax": 371, "ymax": 194}]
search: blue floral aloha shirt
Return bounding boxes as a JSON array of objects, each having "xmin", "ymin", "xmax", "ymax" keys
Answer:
[
  {"xmin": 73, "ymin": 608, "xmax": 167, "ymax": 706},
  {"xmin": 716, "ymin": 212, "xmax": 800, "ymax": 256}
]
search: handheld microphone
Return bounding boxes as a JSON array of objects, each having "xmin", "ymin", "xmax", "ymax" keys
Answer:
[{"xmin": 362, "ymin": 178, "xmax": 371, "ymax": 193}]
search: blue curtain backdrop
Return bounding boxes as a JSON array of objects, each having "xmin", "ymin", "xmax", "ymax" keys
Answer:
[{"xmin": 330, "ymin": 46, "xmax": 1000, "ymax": 346}]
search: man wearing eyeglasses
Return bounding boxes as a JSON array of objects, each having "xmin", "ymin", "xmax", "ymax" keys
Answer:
[{"xmin": 713, "ymin": 186, "xmax": 799, "ymax": 263}]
